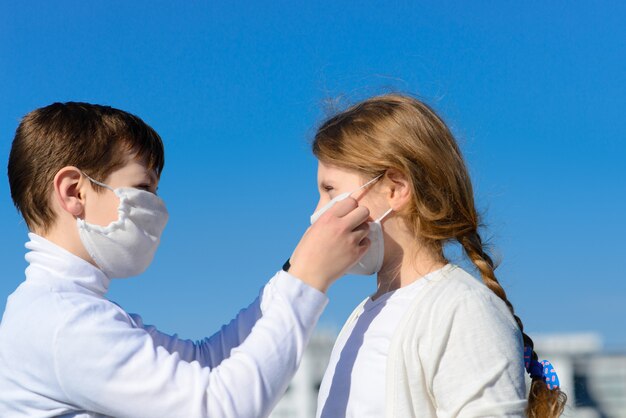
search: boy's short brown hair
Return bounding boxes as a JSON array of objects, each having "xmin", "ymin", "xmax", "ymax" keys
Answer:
[{"xmin": 8, "ymin": 102, "xmax": 165, "ymax": 233}]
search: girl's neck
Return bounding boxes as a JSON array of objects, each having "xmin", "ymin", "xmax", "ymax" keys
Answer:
[{"xmin": 372, "ymin": 237, "xmax": 446, "ymax": 301}]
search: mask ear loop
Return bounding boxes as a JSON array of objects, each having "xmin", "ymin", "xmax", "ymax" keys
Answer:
[
  {"xmin": 81, "ymin": 171, "xmax": 114, "ymax": 192},
  {"xmin": 375, "ymin": 208, "xmax": 393, "ymax": 223},
  {"xmin": 358, "ymin": 173, "xmax": 384, "ymax": 190},
  {"xmin": 363, "ymin": 173, "xmax": 391, "ymax": 223},
  {"xmin": 351, "ymin": 173, "xmax": 385, "ymax": 203}
]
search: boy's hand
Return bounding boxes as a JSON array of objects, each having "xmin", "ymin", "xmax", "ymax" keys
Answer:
[{"xmin": 289, "ymin": 198, "xmax": 370, "ymax": 292}]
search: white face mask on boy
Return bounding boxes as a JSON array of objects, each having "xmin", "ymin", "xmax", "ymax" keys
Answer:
[
  {"xmin": 77, "ymin": 173, "xmax": 169, "ymax": 279},
  {"xmin": 310, "ymin": 175, "xmax": 392, "ymax": 276}
]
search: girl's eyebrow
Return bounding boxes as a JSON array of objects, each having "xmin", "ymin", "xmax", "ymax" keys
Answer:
[{"xmin": 319, "ymin": 180, "xmax": 333, "ymax": 189}]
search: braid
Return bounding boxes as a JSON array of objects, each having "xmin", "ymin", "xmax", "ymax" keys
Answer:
[
  {"xmin": 458, "ymin": 232, "xmax": 522, "ymax": 329},
  {"xmin": 459, "ymin": 231, "xmax": 566, "ymax": 418}
]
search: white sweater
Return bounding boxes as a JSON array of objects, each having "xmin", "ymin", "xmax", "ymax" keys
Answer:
[
  {"xmin": 319, "ymin": 264, "xmax": 527, "ymax": 418},
  {"xmin": 385, "ymin": 265, "xmax": 527, "ymax": 417},
  {"xmin": 0, "ymin": 234, "xmax": 328, "ymax": 418}
]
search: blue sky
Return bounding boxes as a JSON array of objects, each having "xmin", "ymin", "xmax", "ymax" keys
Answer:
[{"xmin": 1, "ymin": 1, "xmax": 625, "ymax": 348}]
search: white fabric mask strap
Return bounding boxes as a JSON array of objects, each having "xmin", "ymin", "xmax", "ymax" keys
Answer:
[
  {"xmin": 81, "ymin": 172, "xmax": 114, "ymax": 192},
  {"xmin": 375, "ymin": 208, "xmax": 393, "ymax": 223},
  {"xmin": 357, "ymin": 174, "xmax": 383, "ymax": 193}
]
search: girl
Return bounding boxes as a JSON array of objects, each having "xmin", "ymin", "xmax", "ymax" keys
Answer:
[{"xmin": 311, "ymin": 94, "xmax": 567, "ymax": 417}]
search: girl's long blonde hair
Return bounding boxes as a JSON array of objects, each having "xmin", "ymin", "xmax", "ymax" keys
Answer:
[{"xmin": 312, "ymin": 93, "xmax": 566, "ymax": 418}]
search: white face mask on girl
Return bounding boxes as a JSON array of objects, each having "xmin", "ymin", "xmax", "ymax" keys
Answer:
[
  {"xmin": 77, "ymin": 173, "xmax": 169, "ymax": 279},
  {"xmin": 310, "ymin": 175, "xmax": 392, "ymax": 276}
]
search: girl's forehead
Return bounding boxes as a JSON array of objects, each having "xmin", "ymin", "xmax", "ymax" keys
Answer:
[{"xmin": 317, "ymin": 161, "xmax": 350, "ymax": 177}]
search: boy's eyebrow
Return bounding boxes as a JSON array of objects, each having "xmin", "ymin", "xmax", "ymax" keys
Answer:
[{"xmin": 146, "ymin": 170, "xmax": 158, "ymax": 184}]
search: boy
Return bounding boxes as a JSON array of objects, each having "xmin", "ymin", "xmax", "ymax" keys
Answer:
[{"xmin": 0, "ymin": 102, "xmax": 370, "ymax": 417}]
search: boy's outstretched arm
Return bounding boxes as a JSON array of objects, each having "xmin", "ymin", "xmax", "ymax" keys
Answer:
[
  {"xmin": 127, "ymin": 198, "xmax": 371, "ymax": 369},
  {"xmin": 53, "ymin": 198, "xmax": 369, "ymax": 418}
]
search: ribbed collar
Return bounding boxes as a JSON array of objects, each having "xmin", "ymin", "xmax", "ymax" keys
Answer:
[{"xmin": 24, "ymin": 233, "xmax": 110, "ymax": 296}]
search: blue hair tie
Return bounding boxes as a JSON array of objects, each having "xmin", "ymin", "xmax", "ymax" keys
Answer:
[{"xmin": 524, "ymin": 346, "xmax": 560, "ymax": 390}]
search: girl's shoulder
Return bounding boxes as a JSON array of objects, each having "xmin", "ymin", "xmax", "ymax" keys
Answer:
[
  {"xmin": 422, "ymin": 264, "xmax": 493, "ymax": 298},
  {"xmin": 408, "ymin": 264, "xmax": 518, "ymax": 328}
]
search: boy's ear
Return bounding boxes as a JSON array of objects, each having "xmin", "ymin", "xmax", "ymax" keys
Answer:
[
  {"xmin": 53, "ymin": 167, "xmax": 87, "ymax": 217},
  {"xmin": 385, "ymin": 168, "xmax": 412, "ymax": 211}
]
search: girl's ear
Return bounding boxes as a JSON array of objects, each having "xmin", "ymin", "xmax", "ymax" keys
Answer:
[
  {"xmin": 53, "ymin": 167, "xmax": 87, "ymax": 217},
  {"xmin": 385, "ymin": 168, "xmax": 411, "ymax": 211}
]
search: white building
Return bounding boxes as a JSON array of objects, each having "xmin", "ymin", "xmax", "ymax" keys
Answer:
[
  {"xmin": 270, "ymin": 332, "xmax": 335, "ymax": 418},
  {"xmin": 585, "ymin": 354, "xmax": 626, "ymax": 417}
]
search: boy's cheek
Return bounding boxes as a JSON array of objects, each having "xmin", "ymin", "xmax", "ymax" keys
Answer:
[{"xmin": 83, "ymin": 192, "xmax": 120, "ymax": 226}]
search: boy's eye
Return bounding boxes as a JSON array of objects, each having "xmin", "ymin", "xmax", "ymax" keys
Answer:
[
  {"xmin": 323, "ymin": 185, "xmax": 334, "ymax": 192},
  {"xmin": 136, "ymin": 184, "xmax": 155, "ymax": 193}
]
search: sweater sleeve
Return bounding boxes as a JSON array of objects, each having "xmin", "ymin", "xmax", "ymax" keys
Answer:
[
  {"xmin": 53, "ymin": 270, "xmax": 327, "ymax": 418},
  {"xmin": 128, "ymin": 284, "xmax": 265, "ymax": 368},
  {"xmin": 428, "ymin": 288, "xmax": 527, "ymax": 418}
]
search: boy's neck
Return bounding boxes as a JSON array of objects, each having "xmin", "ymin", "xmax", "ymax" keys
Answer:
[{"xmin": 36, "ymin": 220, "xmax": 99, "ymax": 269}]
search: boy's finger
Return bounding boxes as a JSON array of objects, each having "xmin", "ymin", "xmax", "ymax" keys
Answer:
[
  {"xmin": 328, "ymin": 197, "xmax": 358, "ymax": 217},
  {"xmin": 351, "ymin": 222, "xmax": 370, "ymax": 241},
  {"xmin": 343, "ymin": 205, "xmax": 370, "ymax": 230}
]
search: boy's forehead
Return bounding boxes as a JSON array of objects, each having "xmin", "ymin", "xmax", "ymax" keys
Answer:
[{"xmin": 119, "ymin": 156, "xmax": 158, "ymax": 181}]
